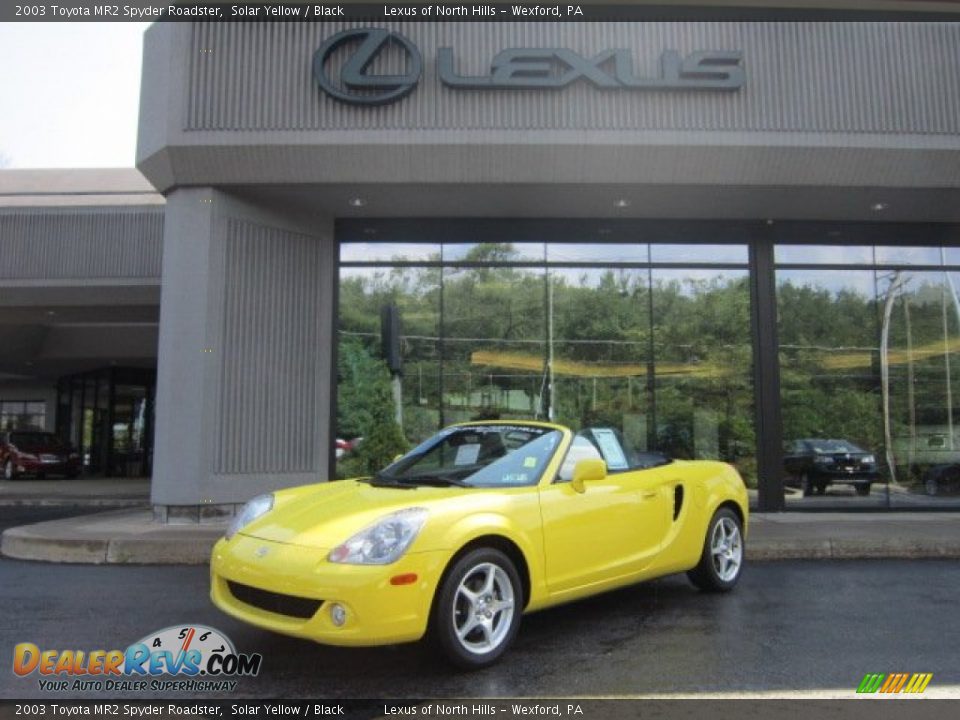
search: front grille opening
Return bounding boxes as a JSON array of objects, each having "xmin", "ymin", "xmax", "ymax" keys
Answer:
[{"xmin": 227, "ymin": 581, "xmax": 323, "ymax": 620}]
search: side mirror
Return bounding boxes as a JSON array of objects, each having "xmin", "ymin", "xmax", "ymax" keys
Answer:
[{"xmin": 571, "ymin": 458, "xmax": 607, "ymax": 494}]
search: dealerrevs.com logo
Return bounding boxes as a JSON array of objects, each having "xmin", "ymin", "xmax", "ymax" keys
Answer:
[{"xmin": 13, "ymin": 625, "xmax": 262, "ymax": 693}]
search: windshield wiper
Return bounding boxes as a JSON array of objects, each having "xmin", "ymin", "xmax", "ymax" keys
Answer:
[{"xmin": 361, "ymin": 474, "xmax": 418, "ymax": 490}]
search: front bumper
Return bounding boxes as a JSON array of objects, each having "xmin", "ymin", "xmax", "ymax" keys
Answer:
[
  {"xmin": 17, "ymin": 458, "xmax": 80, "ymax": 475},
  {"xmin": 814, "ymin": 471, "xmax": 878, "ymax": 486},
  {"xmin": 210, "ymin": 534, "xmax": 450, "ymax": 647}
]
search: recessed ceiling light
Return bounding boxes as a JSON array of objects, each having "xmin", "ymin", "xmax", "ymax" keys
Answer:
[
  {"xmin": 349, "ymin": 197, "xmax": 366, "ymax": 208},
  {"xmin": 614, "ymin": 199, "xmax": 630, "ymax": 208},
  {"xmin": 871, "ymin": 202, "xmax": 888, "ymax": 212},
  {"xmin": 363, "ymin": 227, "xmax": 377, "ymax": 236},
  {"xmin": 598, "ymin": 228, "xmax": 612, "ymax": 235},
  {"xmin": 46, "ymin": 310, "xmax": 56, "ymax": 316}
]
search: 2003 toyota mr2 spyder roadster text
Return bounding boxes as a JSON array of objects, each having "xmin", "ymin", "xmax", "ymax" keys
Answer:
[{"xmin": 210, "ymin": 421, "xmax": 748, "ymax": 668}]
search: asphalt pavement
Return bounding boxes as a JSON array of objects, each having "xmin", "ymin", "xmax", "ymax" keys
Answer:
[{"xmin": 1, "ymin": 507, "xmax": 957, "ymax": 700}]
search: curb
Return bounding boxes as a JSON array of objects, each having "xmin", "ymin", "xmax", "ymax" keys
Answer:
[
  {"xmin": 1, "ymin": 525, "xmax": 222, "ymax": 565},
  {"xmin": 4, "ymin": 531, "xmax": 960, "ymax": 565},
  {"xmin": 0, "ymin": 498, "xmax": 149, "ymax": 508}
]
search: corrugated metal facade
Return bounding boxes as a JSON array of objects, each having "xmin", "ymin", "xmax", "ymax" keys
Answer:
[
  {"xmin": 215, "ymin": 217, "xmax": 322, "ymax": 475},
  {"xmin": 185, "ymin": 21, "xmax": 960, "ymax": 135},
  {"xmin": 0, "ymin": 208, "xmax": 164, "ymax": 280}
]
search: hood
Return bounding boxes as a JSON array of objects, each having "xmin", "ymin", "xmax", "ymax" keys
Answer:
[{"xmin": 238, "ymin": 479, "xmax": 463, "ymax": 550}]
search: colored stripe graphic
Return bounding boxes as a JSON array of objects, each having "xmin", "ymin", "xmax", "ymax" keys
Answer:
[{"xmin": 857, "ymin": 673, "xmax": 932, "ymax": 694}]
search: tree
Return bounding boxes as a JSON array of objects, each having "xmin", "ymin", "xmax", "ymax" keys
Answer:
[{"xmin": 336, "ymin": 337, "xmax": 408, "ymax": 478}]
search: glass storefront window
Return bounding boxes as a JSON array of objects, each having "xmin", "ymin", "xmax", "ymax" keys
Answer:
[
  {"xmin": 651, "ymin": 244, "xmax": 748, "ymax": 264},
  {"xmin": 547, "ymin": 243, "xmax": 649, "ymax": 264},
  {"xmin": 442, "ymin": 243, "xmax": 545, "ymax": 263},
  {"xmin": 0, "ymin": 401, "xmax": 46, "ymax": 431},
  {"xmin": 775, "ymin": 245, "xmax": 875, "ymax": 265},
  {"xmin": 549, "ymin": 268, "xmax": 652, "ymax": 451},
  {"xmin": 652, "ymin": 269, "xmax": 755, "ymax": 488},
  {"xmin": 777, "ymin": 269, "xmax": 886, "ymax": 507},
  {"xmin": 340, "ymin": 242, "xmax": 440, "ymax": 263},
  {"xmin": 441, "ymin": 265, "xmax": 546, "ymax": 424},
  {"xmin": 875, "ymin": 246, "xmax": 945, "ymax": 266}
]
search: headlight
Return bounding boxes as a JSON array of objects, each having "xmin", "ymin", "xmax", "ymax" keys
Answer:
[
  {"xmin": 225, "ymin": 493, "xmax": 274, "ymax": 540},
  {"xmin": 863, "ymin": 455, "xmax": 876, "ymax": 464},
  {"xmin": 328, "ymin": 508, "xmax": 427, "ymax": 565}
]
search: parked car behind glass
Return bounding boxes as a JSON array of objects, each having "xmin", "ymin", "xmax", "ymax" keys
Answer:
[
  {"xmin": 0, "ymin": 431, "xmax": 81, "ymax": 480},
  {"xmin": 783, "ymin": 438, "xmax": 879, "ymax": 497},
  {"xmin": 923, "ymin": 464, "xmax": 960, "ymax": 496}
]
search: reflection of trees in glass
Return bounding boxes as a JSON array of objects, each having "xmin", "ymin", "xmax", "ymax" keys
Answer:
[
  {"xmin": 778, "ymin": 276, "xmax": 882, "ymax": 459},
  {"xmin": 336, "ymin": 338, "xmax": 408, "ymax": 478},
  {"xmin": 777, "ymin": 270, "xmax": 960, "ymax": 489},
  {"xmin": 339, "ymin": 253, "xmax": 757, "ymax": 485},
  {"xmin": 652, "ymin": 273, "xmax": 754, "ymax": 484}
]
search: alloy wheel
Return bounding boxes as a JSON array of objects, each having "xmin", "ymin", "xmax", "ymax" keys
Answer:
[
  {"xmin": 452, "ymin": 562, "xmax": 515, "ymax": 655},
  {"xmin": 710, "ymin": 516, "xmax": 743, "ymax": 583}
]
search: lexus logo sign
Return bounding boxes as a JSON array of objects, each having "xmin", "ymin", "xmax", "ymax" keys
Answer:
[
  {"xmin": 313, "ymin": 28, "xmax": 744, "ymax": 106},
  {"xmin": 313, "ymin": 28, "xmax": 423, "ymax": 106}
]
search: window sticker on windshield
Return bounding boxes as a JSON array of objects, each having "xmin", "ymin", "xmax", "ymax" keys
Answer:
[
  {"xmin": 454, "ymin": 443, "xmax": 481, "ymax": 466},
  {"xmin": 592, "ymin": 429, "xmax": 629, "ymax": 470},
  {"xmin": 523, "ymin": 456, "xmax": 537, "ymax": 468}
]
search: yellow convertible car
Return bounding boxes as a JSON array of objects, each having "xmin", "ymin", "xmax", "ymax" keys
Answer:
[{"xmin": 211, "ymin": 421, "xmax": 748, "ymax": 668}]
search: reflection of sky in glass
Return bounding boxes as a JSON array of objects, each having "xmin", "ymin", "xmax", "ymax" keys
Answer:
[
  {"xmin": 875, "ymin": 246, "xmax": 944, "ymax": 266},
  {"xmin": 776, "ymin": 269, "xmax": 876, "ymax": 297},
  {"xmin": 547, "ymin": 243, "xmax": 649, "ymax": 263},
  {"xmin": 945, "ymin": 248, "xmax": 960, "ymax": 266},
  {"xmin": 775, "ymin": 245, "xmax": 875, "ymax": 265},
  {"xmin": 652, "ymin": 244, "xmax": 747, "ymax": 264},
  {"xmin": 653, "ymin": 268, "xmax": 748, "ymax": 294},
  {"xmin": 340, "ymin": 242, "xmax": 440, "ymax": 262},
  {"xmin": 549, "ymin": 267, "xmax": 647, "ymax": 290},
  {"xmin": 443, "ymin": 243, "xmax": 545, "ymax": 262}
]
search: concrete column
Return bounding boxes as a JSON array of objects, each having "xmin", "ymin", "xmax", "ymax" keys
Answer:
[{"xmin": 151, "ymin": 188, "xmax": 334, "ymax": 521}]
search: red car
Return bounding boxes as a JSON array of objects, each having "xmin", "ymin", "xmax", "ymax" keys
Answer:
[{"xmin": 0, "ymin": 431, "xmax": 81, "ymax": 480}]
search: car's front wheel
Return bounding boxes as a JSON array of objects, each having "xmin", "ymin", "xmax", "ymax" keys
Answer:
[
  {"xmin": 688, "ymin": 508, "xmax": 744, "ymax": 593},
  {"xmin": 431, "ymin": 548, "xmax": 522, "ymax": 670}
]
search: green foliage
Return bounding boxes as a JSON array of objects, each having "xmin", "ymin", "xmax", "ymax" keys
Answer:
[{"xmin": 336, "ymin": 338, "xmax": 408, "ymax": 478}]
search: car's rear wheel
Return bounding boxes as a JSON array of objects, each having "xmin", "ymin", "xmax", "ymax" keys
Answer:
[
  {"xmin": 431, "ymin": 548, "xmax": 522, "ymax": 670},
  {"xmin": 688, "ymin": 508, "xmax": 744, "ymax": 593}
]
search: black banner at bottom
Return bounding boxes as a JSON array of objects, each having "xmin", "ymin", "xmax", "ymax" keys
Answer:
[{"xmin": 0, "ymin": 700, "xmax": 958, "ymax": 720}]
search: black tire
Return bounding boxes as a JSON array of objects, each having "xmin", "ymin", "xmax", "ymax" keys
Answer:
[
  {"xmin": 2, "ymin": 460, "xmax": 16, "ymax": 482},
  {"xmin": 430, "ymin": 547, "xmax": 523, "ymax": 670},
  {"xmin": 855, "ymin": 484, "xmax": 871, "ymax": 497},
  {"xmin": 800, "ymin": 473, "xmax": 813, "ymax": 497},
  {"xmin": 815, "ymin": 482, "xmax": 828, "ymax": 495},
  {"xmin": 687, "ymin": 507, "xmax": 745, "ymax": 593}
]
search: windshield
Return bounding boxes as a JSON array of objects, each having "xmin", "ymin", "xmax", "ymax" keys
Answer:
[
  {"xmin": 377, "ymin": 424, "xmax": 562, "ymax": 488},
  {"xmin": 808, "ymin": 439, "xmax": 865, "ymax": 454}
]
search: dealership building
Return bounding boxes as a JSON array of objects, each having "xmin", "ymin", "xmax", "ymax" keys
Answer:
[{"xmin": 2, "ymin": 15, "xmax": 960, "ymax": 516}]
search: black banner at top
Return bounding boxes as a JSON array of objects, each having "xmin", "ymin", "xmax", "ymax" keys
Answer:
[{"xmin": 4, "ymin": 2, "xmax": 960, "ymax": 22}]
